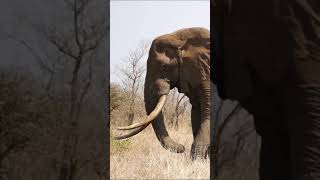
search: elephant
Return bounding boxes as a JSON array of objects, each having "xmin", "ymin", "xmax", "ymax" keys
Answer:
[
  {"xmin": 212, "ymin": 1, "xmax": 320, "ymax": 180},
  {"xmin": 114, "ymin": 27, "xmax": 211, "ymax": 160}
]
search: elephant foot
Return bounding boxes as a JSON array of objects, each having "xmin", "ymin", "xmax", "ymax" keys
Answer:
[
  {"xmin": 162, "ymin": 138, "xmax": 185, "ymax": 153},
  {"xmin": 191, "ymin": 143, "xmax": 210, "ymax": 160}
]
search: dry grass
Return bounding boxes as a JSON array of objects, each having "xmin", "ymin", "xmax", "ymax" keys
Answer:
[
  {"xmin": 110, "ymin": 124, "xmax": 210, "ymax": 180},
  {"xmin": 109, "ymin": 87, "xmax": 259, "ymax": 180}
]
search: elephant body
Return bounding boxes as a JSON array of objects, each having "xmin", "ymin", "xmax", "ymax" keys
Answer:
[
  {"xmin": 213, "ymin": 1, "xmax": 320, "ymax": 179},
  {"xmin": 145, "ymin": 28, "xmax": 211, "ymax": 159},
  {"xmin": 115, "ymin": 27, "xmax": 211, "ymax": 159}
]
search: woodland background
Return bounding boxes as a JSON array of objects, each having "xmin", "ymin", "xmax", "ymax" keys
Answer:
[{"xmin": 0, "ymin": 0, "xmax": 108, "ymax": 179}]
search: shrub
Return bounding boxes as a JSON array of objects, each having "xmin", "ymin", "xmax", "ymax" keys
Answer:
[{"xmin": 110, "ymin": 130, "xmax": 131, "ymax": 155}]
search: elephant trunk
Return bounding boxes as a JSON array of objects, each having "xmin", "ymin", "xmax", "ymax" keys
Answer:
[{"xmin": 144, "ymin": 79, "xmax": 185, "ymax": 153}]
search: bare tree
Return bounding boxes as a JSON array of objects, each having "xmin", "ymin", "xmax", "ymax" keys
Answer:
[
  {"xmin": 110, "ymin": 83, "xmax": 126, "ymax": 113},
  {"xmin": 173, "ymin": 93, "xmax": 187, "ymax": 129},
  {"xmin": 117, "ymin": 40, "xmax": 150, "ymax": 126},
  {"xmin": 2, "ymin": 0, "xmax": 108, "ymax": 180},
  {"xmin": 163, "ymin": 88, "xmax": 189, "ymax": 130},
  {"xmin": 47, "ymin": 1, "xmax": 106, "ymax": 180}
]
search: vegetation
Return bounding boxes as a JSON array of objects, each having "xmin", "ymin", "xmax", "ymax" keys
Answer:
[
  {"xmin": 110, "ymin": 129, "xmax": 131, "ymax": 155},
  {"xmin": 110, "ymin": 124, "xmax": 210, "ymax": 179},
  {"xmin": 110, "ymin": 66, "xmax": 259, "ymax": 179},
  {"xmin": 1, "ymin": 0, "xmax": 108, "ymax": 179}
]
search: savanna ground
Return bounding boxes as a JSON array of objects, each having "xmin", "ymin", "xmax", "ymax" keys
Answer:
[
  {"xmin": 110, "ymin": 121, "xmax": 210, "ymax": 180},
  {"xmin": 110, "ymin": 84, "xmax": 209, "ymax": 179},
  {"xmin": 110, "ymin": 84, "xmax": 259, "ymax": 180}
]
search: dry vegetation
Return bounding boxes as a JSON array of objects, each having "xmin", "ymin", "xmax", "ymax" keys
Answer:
[
  {"xmin": 1, "ymin": 0, "xmax": 108, "ymax": 179},
  {"xmin": 110, "ymin": 83, "xmax": 259, "ymax": 180},
  {"xmin": 110, "ymin": 82, "xmax": 210, "ymax": 179},
  {"xmin": 110, "ymin": 123, "xmax": 210, "ymax": 179},
  {"xmin": 110, "ymin": 124, "xmax": 210, "ymax": 180}
]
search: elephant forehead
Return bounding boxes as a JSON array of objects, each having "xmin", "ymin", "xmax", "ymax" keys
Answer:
[
  {"xmin": 174, "ymin": 27, "xmax": 209, "ymax": 39},
  {"xmin": 154, "ymin": 27, "xmax": 210, "ymax": 47},
  {"xmin": 183, "ymin": 46, "xmax": 210, "ymax": 58},
  {"xmin": 153, "ymin": 35, "xmax": 184, "ymax": 48}
]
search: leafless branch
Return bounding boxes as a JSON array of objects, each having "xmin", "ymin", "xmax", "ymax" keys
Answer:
[
  {"xmin": 5, "ymin": 34, "xmax": 54, "ymax": 74},
  {"xmin": 48, "ymin": 37, "xmax": 78, "ymax": 61},
  {"xmin": 79, "ymin": 56, "xmax": 93, "ymax": 104}
]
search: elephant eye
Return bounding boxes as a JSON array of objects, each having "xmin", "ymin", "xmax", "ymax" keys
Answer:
[
  {"xmin": 161, "ymin": 64, "xmax": 167, "ymax": 69},
  {"xmin": 160, "ymin": 64, "xmax": 169, "ymax": 71}
]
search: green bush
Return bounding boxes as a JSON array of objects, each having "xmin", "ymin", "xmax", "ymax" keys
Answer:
[{"xmin": 110, "ymin": 130, "xmax": 131, "ymax": 153}]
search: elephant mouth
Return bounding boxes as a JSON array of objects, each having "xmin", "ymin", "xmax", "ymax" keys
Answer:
[{"xmin": 113, "ymin": 95, "xmax": 167, "ymax": 139}]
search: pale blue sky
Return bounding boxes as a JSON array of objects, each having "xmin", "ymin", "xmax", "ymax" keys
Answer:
[{"xmin": 110, "ymin": 1, "xmax": 210, "ymax": 83}]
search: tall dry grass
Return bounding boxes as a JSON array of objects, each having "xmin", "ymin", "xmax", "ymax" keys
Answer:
[
  {"xmin": 110, "ymin": 84, "xmax": 259, "ymax": 180},
  {"xmin": 110, "ymin": 123, "xmax": 210, "ymax": 180}
]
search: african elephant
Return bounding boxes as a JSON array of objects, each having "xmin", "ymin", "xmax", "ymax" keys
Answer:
[
  {"xmin": 114, "ymin": 27, "xmax": 211, "ymax": 159},
  {"xmin": 212, "ymin": 1, "xmax": 320, "ymax": 180}
]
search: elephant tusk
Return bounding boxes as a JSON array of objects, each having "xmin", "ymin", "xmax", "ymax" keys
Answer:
[
  {"xmin": 116, "ymin": 95, "xmax": 167, "ymax": 130},
  {"xmin": 112, "ymin": 124, "xmax": 150, "ymax": 140}
]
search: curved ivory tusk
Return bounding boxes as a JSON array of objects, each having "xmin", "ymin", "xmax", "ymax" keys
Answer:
[
  {"xmin": 116, "ymin": 95, "xmax": 167, "ymax": 130},
  {"xmin": 112, "ymin": 124, "xmax": 150, "ymax": 140}
]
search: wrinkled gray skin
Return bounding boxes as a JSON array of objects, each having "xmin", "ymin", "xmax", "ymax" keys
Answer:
[
  {"xmin": 212, "ymin": 1, "xmax": 320, "ymax": 179},
  {"xmin": 144, "ymin": 27, "xmax": 210, "ymax": 159}
]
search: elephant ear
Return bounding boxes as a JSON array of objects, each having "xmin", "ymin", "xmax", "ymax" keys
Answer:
[
  {"xmin": 184, "ymin": 36, "xmax": 210, "ymax": 80},
  {"xmin": 178, "ymin": 34, "xmax": 210, "ymax": 92},
  {"xmin": 212, "ymin": 22, "xmax": 225, "ymax": 98},
  {"xmin": 150, "ymin": 36, "xmax": 186, "ymax": 64},
  {"xmin": 212, "ymin": 21, "xmax": 253, "ymax": 101},
  {"xmin": 223, "ymin": 53, "xmax": 253, "ymax": 103}
]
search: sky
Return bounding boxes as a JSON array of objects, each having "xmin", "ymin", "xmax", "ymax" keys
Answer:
[{"xmin": 110, "ymin": 1, "xmax": 210, "ymax": 83}]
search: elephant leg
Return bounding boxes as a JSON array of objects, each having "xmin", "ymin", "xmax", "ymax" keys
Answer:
[
  {"xmin": 259, "ymin": 134, "xmax": 291, "ymax": 180},
  {"xmin": 190, "ymin": 83, "xmax": 211, "ymax": 160},
  {"xmin": 255, "ymin": 116, "xmax": 291, "ymax": 180},
  {"xmin": 283, "ymin": 84, "xmax": 320, "ymax": 180},
  {"xmin": 190, "ymin": 105, "xmax": 210, "ymax": 160},
  {"xmin": 280, "ymin": 86, "xmax": 304, "ymax": 180},
  {"xmin": 191, "ymin": 120, "xmax": 210, "ymax": 160},
  {"xmin": 191, "ymin": 104, "xmax": 201, "ymax": 138},
  {"xmin": 300, "ymin": 86, "xmax": 320, "ymax": 180},
  {"xmin": 285, "ymin": 51, "xmax": 320, "ymax": 180},
  {"xmin": 249, "ymin": 82, "xmax": 291, "ymax": 180}
]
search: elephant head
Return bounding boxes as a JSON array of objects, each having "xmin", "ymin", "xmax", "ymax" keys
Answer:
[{"xmin": 114, "ymin": 27, "xmax": 211, "ymax": 158}]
